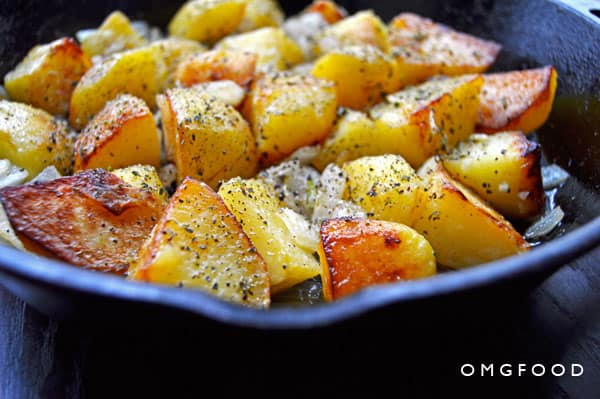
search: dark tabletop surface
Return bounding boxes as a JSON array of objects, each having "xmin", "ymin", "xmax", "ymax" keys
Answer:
[{"xmin": 1, "ymin": 246, "xmax": 599, "ymax": 398}]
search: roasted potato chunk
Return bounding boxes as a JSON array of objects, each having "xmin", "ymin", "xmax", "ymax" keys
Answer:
[
  {"xmin": 311, "ymin": 45, "xmax": 400, "ymax": 110},
  {"xmin": 4, "ymin": 37, "xmax": 91, "ymax": 116},
  {"xmin": 174, "ymin": 49, "xmax": 257, "ymax": 88},
  {"xmin": 315, "ymin": 10, "xmax": 390, "ymax": 56},
  {"xmin": 69, "ymin": 46, "xmax": 165, "ymax": 130},
  {"xmin": 147, "ymin": 38, "xmax": 207, "ymax": 90},
  {"xmin": 130, "ymin": 178, "xmax": 270, "ymax": 307},
  {"xmin": 158, "ymin": 88, "xmax": 257, "ymax": 188},
  {"xmin": 319, "ymin": 218, "xmax": 436, "ymax": 301},
  {"xmin": 477, "ymin": 66, "xmax": 558, "ymax": 134},
  {"xmin": 0, "ymin": 100, "xmax": 73, "ymax": 176},
  {"xmin": 442, "ymin": 132, "xmax": 544, "ymax": 219},
  {"xmin": 217, "ymin": 27, "xmax": 304, "ymax": 72},
  {"xmin": 343, "ymin": 155, "xmax": 422, "ymax": 226},
  {"xmin": 305, "ymin": 0, "xmax": 347, "ymax": 24},
  {"xmin": 80, "ymin": 11, "xmax": 147, "ymax": 58},
  {"xmin": 0, "ymin": 169, "xmax": 162, "ymax": 274},
  {"xmin": 243, "ymin": 73, "xmax": 337, "ymax": 167},
  {"xmin": 168, "ymin": 0, "xmax": 246, "ymax": 43},
  {"xmin": 414, "ymin": 158, "xmax": 529, "ymax": 269},
  {"xmin": 389, "ymin": 13, "xmax": 501, "ymax": 87},
  {"xmin": 314, "ymin": 74, "xmax": 483, "ymax": 169},
  {"xmin": 237, "ymin": 0, "xmax": 284, "ymax": 32},
  {"xmin": 74, "ymin": 94, "xmax": 160, "ymax": 172},
  {"xmin": 219, "ymin": 178, "xmax": 321, "ymax": 293},
  {"xmin": 112, "ymin": 164, "xmax": 168, "ymax": 205}
]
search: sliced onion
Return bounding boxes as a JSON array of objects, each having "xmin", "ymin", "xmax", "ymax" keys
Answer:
[
  {"xmin": 0, "ymin": 160, "xmax": 28, "ymax": 188},
  {"xmin": 29, "ymin": 166, "xmax": 61, "ymax": 184},
  {"xmin": 0, "ymin": 203, "xmax": 24, "ymax": 250},
  {"xmin": 542, "ymin": 164, "xmax": 569, "ymax": 190},
  {"xmin": 525, "ymin": 206, "xmax": 565, "ymax": 240}
]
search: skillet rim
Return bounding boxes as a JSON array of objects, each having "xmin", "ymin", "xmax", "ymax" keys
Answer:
[{"xmin": 0, "ymin": 215, "xmax": 598, "ymax": 329}]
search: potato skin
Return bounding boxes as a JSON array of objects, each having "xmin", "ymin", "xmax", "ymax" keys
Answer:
[
  {"xmin": 217, "ymin": 27, "xmax": 304, "ymax": 72},
  {"xmin": 315, "ymin": 10, "xmax": 390, "ymax": 55},
  {"xmin": 158, "ymin": 88, "xmax": 257, "ymax": 188},
  {"xmin": 319, "ymin": 218, "xmax": 436, "ymax": 301},
  {"xmin": 243, "ymin": 73, "xmax": 338, "ymax": 167},
  {"xmin": 477, "ymin": 66, "xmax": 558, "ymax": 134},
  {"xmin": 441, "ymin": 132, "xmax": 545, "ymax": 219},
  {"xmin": 174, "ymin": 49, "xmax": 257, "ymax": 88},
  {"xmin": 80, "ymin": 11, "xmax": 147, "ymax": 58},
  {"xmin": 389, "ymin": 13, "xmax": 501, "ymax": 87},
  {"xmin": 4, "ymin": 37, "xmax": 91, "ymax": 117},
  {"xmin": 311, "ymin": 45, "xmax": 400, "ymax": 110},
  {"xmin": 130, "ymin": 177, "xmax": 270, "ymax": 308},
  {"xmin": 168, "ymin": 0, "xmax": 246, "ymax": 43},
  {"xmin": 0, "ymin": 169, "xmax": 162, "ymax": 274},
  {"xmin": 414, "ymin": 158, "xmax": 529, "ymax": 269},
  {"xmin": 305, "ymin": 1, "xmax": 347, "ymax": 24},
  {"xmin": 343, "ymin": 155, "xmax": 421, "ymax": 226},
  {"xmin": 0, "ymin": 100, "xmax": 73, "ymax": 176},
  {"xmin": 219, "ymin": 178, "xmax": 321, "ymax": 293},
  {"xmin": 74, "ymin": 94, "xmax": 160, "ymax": 172},
  {"xmin": 69, "ymin": 46, "xmax": 165, "ymax": 130}
]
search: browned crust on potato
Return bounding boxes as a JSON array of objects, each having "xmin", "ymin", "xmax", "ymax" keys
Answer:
[
  {"xmin": 0, "ymin": 169, "xmax": 161, "ymax": 274},
  {"xmin": 73, "ymin": 94, "xmax": 152, "ymax": 171},
  {"xmin": 305, "ymin": 1, "xmax": 347, "ymax": 24},
  {"xmin": 516, "ymin": 134, "xmax": 545, "ymax": 216},
  {"xmin": 320, "ymin": 218, "xmax": 432, "ymax": 300},
  {"xmin": 175, "ymin": 49, "xmax": 257, "ymax": 88},
  {"xmin": 477, "ymin": 66, "xmax": 556, "ymax": 133},
  {"xmin": 389, "ymin": 13, "xmax": 501, "ymax": 72}
]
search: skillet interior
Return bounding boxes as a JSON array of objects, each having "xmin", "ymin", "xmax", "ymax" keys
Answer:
[{"xmin": 0, "ymin": 0, "xmax": 598, "ymax": 329}]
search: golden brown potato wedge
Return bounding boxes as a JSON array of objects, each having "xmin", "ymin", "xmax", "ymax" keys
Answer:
[
  {"xmin": 311, "ymin": 45, "xmax": 400, "ymax": 110},
  {"xmin": 174, "ymin": 49, "xmax": 257, "ymax": 88},
  {"xmin": 130, "ymin": 177, "xmax": 270, "ymax": 307},
  {"xmin": 74, "ymin": 94, "xmax": 160, "ymax": 172},
  {"xmin": 237, "ymin": 0, "xmax": 284, "ymax": 32},
  {"xmin": 313, "ymin": 74, "xmax": 483, "ymax": 169},
  {"xmin": 477, "ymin": 66, "xmax": 558, "ymax": 134},
  {"xmin": 158, "ymin": 88, "xmax": 257, "ymax": 188},
  {"xmin": 219, "ymin": 178, "xmax": 321, "ymax": 293},
  {"xmin": 0, "ymin": 100, "xmax": 73, "ymax": 176},
  {"xmin": 217, "ymin": 27, "xmax": 304, "ymax": 72},
  {"xmin": 80, "ymin": 11, "xmax": 147, "ymax": 58},
  {"xmin": 168, "ymin": 0, "xmax": 247, "ymax": 43},
  {"xmin": 315, "ymin": 10, "xmax": 390, "ymax": 55},
  {"xmin": 0, "ymin": 169, "xmax": 162, "ymax": 274},
  {"xmin": 4, "ymin": 37, "xmax": 91, "ymax": 116},
  {"xmin": 243, "ymin": 73, "xmax": 337, "ymax": 167},
  {"xmin": 305, "ymin": 0, "xmax": 347, "ymax": 24},
  {"xmin": 342, "ymin": 155, "xmax": 422, "ymax": 226},
  {"xmin": 69, "ymin": 46, "xmax": 165, "ymax": 130},
  {"xmin": 319, "ymin": 218, "xmax": 436, "ymax": 301},
  {"xmin": 414, "ymin": 157, "xmax": 529, "ymax": 269},
  {"xmin": 389, "ymin": 13, "xmax": 501, "ymax": 87},
  {"xmin": 441, "ymin": 132, "xmax": 544, "ymax": 219},
  {"xmin": 112, "ymin": 164, "xmax": 168, "ymax": 205}
]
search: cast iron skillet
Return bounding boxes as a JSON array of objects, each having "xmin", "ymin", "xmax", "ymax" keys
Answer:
[{"xmin": 0, "ymin": 0, "xmax": 599, "ymax": 329}]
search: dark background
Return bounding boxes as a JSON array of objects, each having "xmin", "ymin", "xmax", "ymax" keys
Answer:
[{"xmin": 1, "ymin": 0, "xmax": 600, "ymax": 398}]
